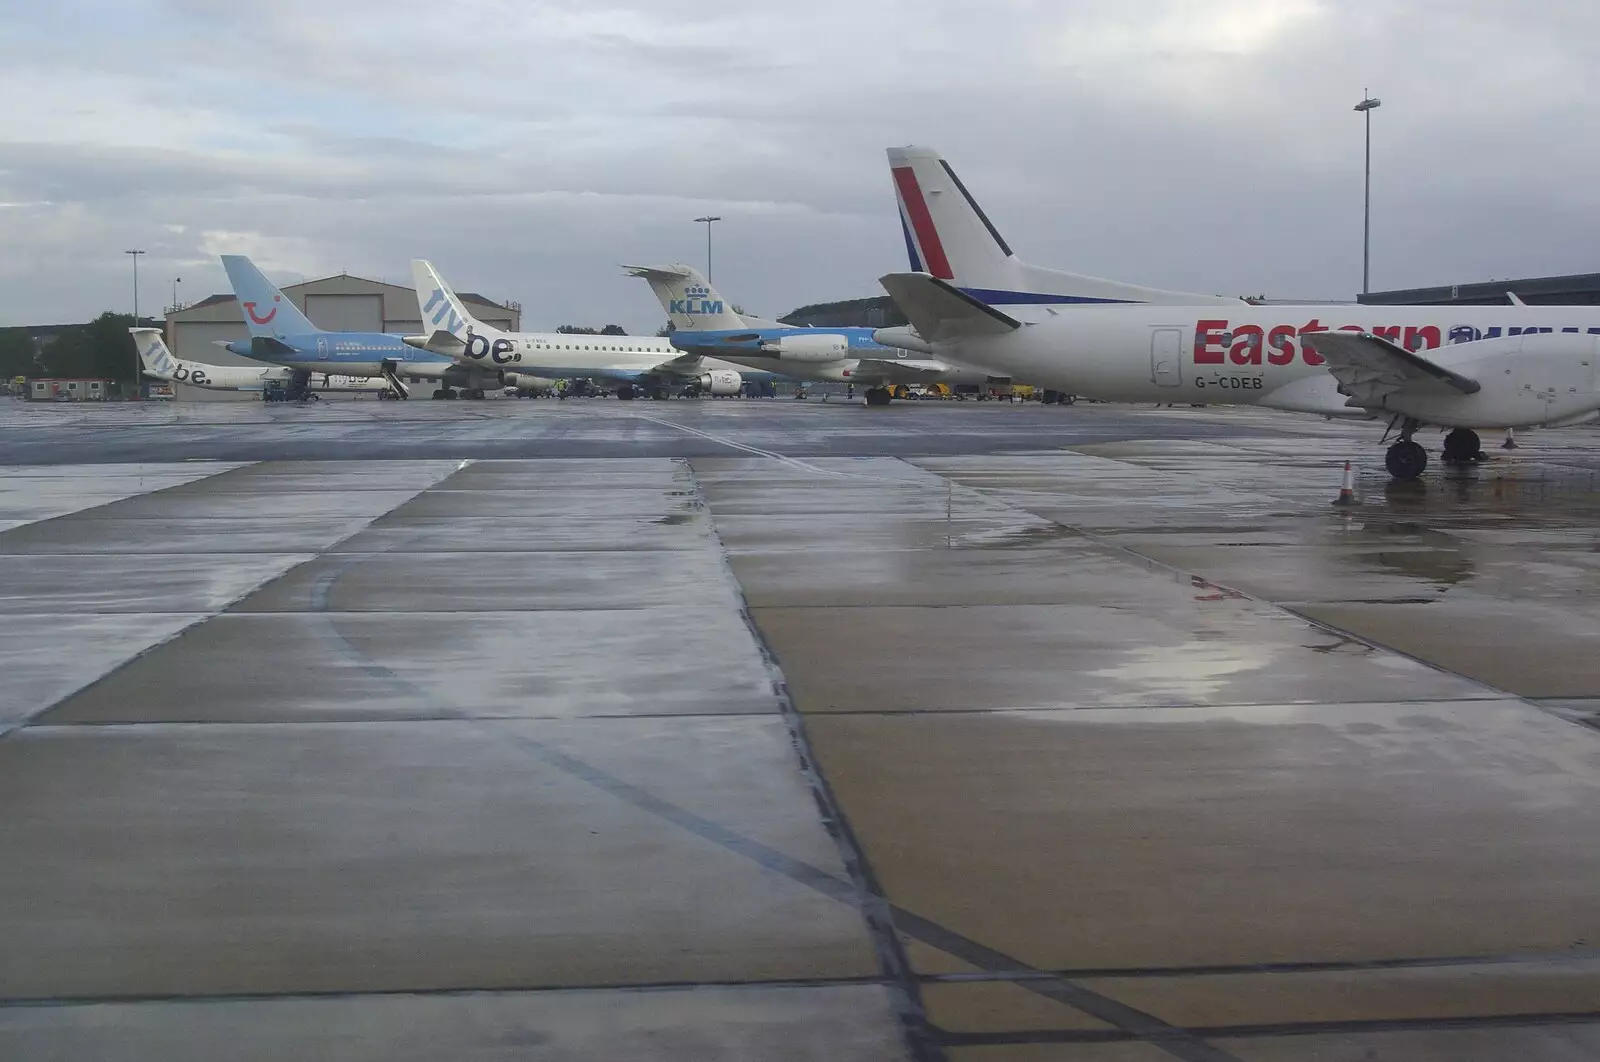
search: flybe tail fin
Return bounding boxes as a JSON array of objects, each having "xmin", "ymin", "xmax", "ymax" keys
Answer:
[
  {"xmin": 620, "ymin": 263, "xmax": 752, "ymax": 332},
  {"xmin": 219, "ymin": 255, "xmax": 320, "ymax": 337},
  {"xmin": 886, "ymin": 146, "xmax": 1241, "ymax": 309},
  {"xmin": 412, "ymin": 259, "xmax": 492, "ymax": 342},
  {"xmin": 130, "ymin": 328, "xmax": 179, "ymax": 379}
]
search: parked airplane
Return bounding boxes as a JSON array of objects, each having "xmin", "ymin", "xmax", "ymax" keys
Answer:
[
  {"xmin": 404, "ymin": 260, "xmax": 780, "ymax": 399},
  {"xmin": 622, "ymin": 263, "xmax": 1005, "ymax": 405},
  {"xmin": 131, "ymin": 328, "xmax": 390, "ymax": 397},
  {"xmin": 219, "ymin": 255, "xmax": 488, "ymax": 399},
  {"xmin": 879, "ymin": 272, "xmax": 1600, "ymax": 478}
]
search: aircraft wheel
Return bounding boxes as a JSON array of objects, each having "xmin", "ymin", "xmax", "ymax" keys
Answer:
[
  {"xmin": 443, "ymin": 388, "xmax": 458, "ymax": 400},
  {"xmin": 615, "ymin": 385, "xmax": 636, "ymax": 400},
  {"xmin": 1385, "ymin": 440, "xmax": 1428, "ymax": 480}
]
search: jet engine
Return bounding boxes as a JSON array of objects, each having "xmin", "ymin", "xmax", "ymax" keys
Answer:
[
  {"xmin": 757, "ymin": 333, "xmax": 850, "ymax": 361},
  {"xmin": 872, "ymin": 326, "xmax": 932, "ymax": 354},
  {"xmin": 696, "ymin": 369, "xmax": 743, "ymax": 396},
  {"xmin": 441, "ymin": 365, "xmax": 503, "ymax": 392}
]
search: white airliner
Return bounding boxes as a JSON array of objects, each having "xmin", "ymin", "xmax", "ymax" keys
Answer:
[
  {"xmin": 404, "ymin": 260, "xmax": 777, "ymax": 399},
  {"xmin": 622, "ymin": 262, "xmax": 1005, "ymax": 402},
  {"xmin": 132, "ymin": 328, "xmax": 392, "ymax": 397},
  {"xmin": 874, "ymin": 147, "xmax": 1600, "ymax": 478}
]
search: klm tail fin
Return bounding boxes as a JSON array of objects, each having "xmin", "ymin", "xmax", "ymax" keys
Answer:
[
  {"xmin": 886, "ymin": 146, "xmax": 1241, "ymax": 308},
  {"xmin": 620, "ymin": 263, "xmax": 759, "ymax": 332},
  {"xmin": 219, "ymin": 255, "xmax": 320, "ymax": 337},
  {"xmin": 130, "ymin": 328, "xmax": 178, "ymax": 379},
  {"xmin": 412, "ymin": 259, "xmax": 497, "ymax": 342}
]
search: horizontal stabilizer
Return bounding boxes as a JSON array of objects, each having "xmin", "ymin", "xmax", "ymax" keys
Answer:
[
  {"xmin": 1304, "ymin": 330, "xmax": 1481, "ymax": 408},
  {"xmin": 412, "ymin": 329, "xmax": 466, "ymax": 355},
  {"xmin": 878, "ymin": 272, "xmax": 1020, "ymax": 344}
]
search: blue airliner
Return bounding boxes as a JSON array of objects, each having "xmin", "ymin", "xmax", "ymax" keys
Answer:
[{"xmin": 218, "ymin": 255, "xmax": 512, "ymax": 399}]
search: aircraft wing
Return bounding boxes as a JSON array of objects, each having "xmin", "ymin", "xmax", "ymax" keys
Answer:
[
  {"xmin": 649, "ymin": 353, "xmax": 707, "ymax": 376},
  {"xmin": 1304, "ymin": 330, "xmax": 1481, "ymax": 408}
]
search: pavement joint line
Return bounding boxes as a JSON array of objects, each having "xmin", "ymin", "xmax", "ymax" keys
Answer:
[
  {"xmin": 0, "ymin": 975, "xmax": 891, "ymax": 1010},
  {"xmin": 688, "ymin": 457, "xmax": 944, "ymax": 1062},
  {"xmin": 917, "ymin": 946, "xmax": 1600, "ymax": 981},
  {"xmin": 933, "ymin": 1009, "xmax": 1600, "ymax": 1047}
]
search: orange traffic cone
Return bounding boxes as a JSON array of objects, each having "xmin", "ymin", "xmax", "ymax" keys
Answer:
[{"xmin": 1332, "ymin": 460, "xmax": 1359, "ymax": 507}]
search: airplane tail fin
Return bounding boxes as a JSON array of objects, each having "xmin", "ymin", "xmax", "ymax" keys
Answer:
[
  {"xmin": 130, "ymin": 328, "xmax": 178, "ymax": 380},
  {"xmin": 219, "ymin": 255, "xmax": 320, "ymax": 337},
  {"xmin": 412, "ymin": 259, "xmax": 492, "ymax": 341},
  {"xmin": 878, "ymin": 272, "xmax": 1021, "ymax": 344},
  {"xmin": 886, "ymin": 145, "xmax": 1242, "ymax": 308},
  {"xmin": 620, "ymin": 263, "xmax": 755, "ymax": 332}
]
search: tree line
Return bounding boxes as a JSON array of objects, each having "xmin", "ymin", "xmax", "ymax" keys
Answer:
[{"xmin": 0, "ymin": 312, "xmax": 143, "ymax": 384}]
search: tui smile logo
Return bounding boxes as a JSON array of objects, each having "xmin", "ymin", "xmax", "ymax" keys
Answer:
[{"xmin": 244, "ymin": 295, "xmax": 280, "ymax": 325}]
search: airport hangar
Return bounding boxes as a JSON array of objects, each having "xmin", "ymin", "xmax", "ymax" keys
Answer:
[{"xmin": 162, "ymin": 273, "xmax": 521, "ymax": 401}]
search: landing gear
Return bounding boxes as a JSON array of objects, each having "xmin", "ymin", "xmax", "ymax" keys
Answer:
[
  {"xmin": 431, "ymin": 387, "xmax": 458, "ymax": 400},
  {"xmin": 464, "ymin": 388, "xmax": 486, "ymax": 400},
  {"xmin": 647, "ymin": 385, "xmax": 669, "ymax": 400},
  {"xmin": 1385, "ymin": 439, "xmax": 1428, "ymax": 480},
  {"xmin": 1442, "ymin": 428, "xmax": 1485, "ymax": 464},
  {"xmin": 615, "ymin": 384, "xmax": 636, "ymax": 400},
  {"xmin": 864, "ymin": 387, "xmax": 892, "ymax": 407}
]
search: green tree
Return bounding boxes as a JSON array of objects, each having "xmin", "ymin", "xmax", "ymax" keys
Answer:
[
  {"xmin": 0, "ymin": 328, "xmax": 39, "ymax": 379},
  {"xmin": 37, "ymin": 312, "xmax": 140, "ymax": 383},
  {"xmin": 600, "ymin": 324, "xmax": 627, "ymax": 335},
  {"xmin": 555, "ymin": 325, "xmax": 598, "ymax": 335}
]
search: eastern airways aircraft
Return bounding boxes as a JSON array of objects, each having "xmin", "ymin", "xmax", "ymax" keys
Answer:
[
  {"xmin": 219, "ymin": 255, "xmax": 491, "ymax": 399},
  {"xmin": 405, "ymin": 260, "xmax": 780, "ymax": 399},
  {"xmin": 132, "ymin": 328, "xmax": 391, "ymax": 396},
  {"xmin": 622, "ymin": 263, "xmax": 1005, "ymax": 405},
  {"xmin": 874, "ymin": 147, "xmax": 1600, "ymax": 479}
]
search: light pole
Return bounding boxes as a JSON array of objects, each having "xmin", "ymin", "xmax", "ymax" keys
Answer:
[
  {"xmin": 171, "ymin": 276, "xmax": 181, "ymax": 312},
  {"xmin": 693, "ymin": 216, "xmax": 721, "ymax": 283},
  {"xmin": 125, "ymin": 249, "xmax": 145, "ymax": 396},
  {"xmin": 1353, "ymin": 92, "xmax": 1381, "ymax": 295}
]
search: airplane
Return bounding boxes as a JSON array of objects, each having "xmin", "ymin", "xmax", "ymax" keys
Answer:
[
  {"xmin": 218, "ymin": 255, "xmax": 509, "ymax": 400},
  {"xmin": 404, "ymin": 260, "xmax": 782, "ymax": 399},
  {"xmin": 622, "ymin": 262, "xmax": 1007, "ymax": 406},
  {"xmin": 131, "ymin": 328, "xmax": 391, "ymax": 397},
  {"xmin": 880, "ymin": 272, "xmax": 1600, "ymax": 479}
]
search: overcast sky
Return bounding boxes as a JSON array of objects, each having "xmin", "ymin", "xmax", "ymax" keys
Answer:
[{"xmin": 4, "ymin": 0, "xmax": 1599, "ymax": 332}]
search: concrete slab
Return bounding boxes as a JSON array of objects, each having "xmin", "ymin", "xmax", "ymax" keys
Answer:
[
  {"xmin": 1299, "ymin": 599, "xmax": 1600, "ymax": 699},
  {"xmin": 41, "ymin": 606, "xmax": 775, "ymax": 723},
  {"xmin": 753, "ymin": 599, "xmax": 1491, "ymax": 713},
  {"xmin": 0, "ymin": 612, "xmax": 204, "ymax": 729},
  {"xmin": 0, "ymin": 985, "xmax": 908, "ymax": 1062},
  {"xmin": 231, "ymin": 549, "xmax": 738, "ymax": 613},
  {"xmin": 1082, "ymin": 957, "xmax": 1600, "ymax": 1028},
  {"xmin": 803, "ymin": 701, "xmax": 1600, "ymax": 974},
  {"xmin": 0, "ymin": 516, "xmax": 382, "ymax": 554},
  {"xmin": 0, "ymin": 717, "xmax": 877, "ymax": 999},
  {"xmin": 387, "ymin": 488, "xmax": 701, "ymax": 519},
  {"xmin": 340, "ymin": 514, "xmax": 715, "ymax": 553},
  {"xmin": 1219, "ymin": 1025, "xmax": 1600, "ymax": 1061},
  {"xmin": 0, "ymin": 553, "xmax": 313, "ymax": 613},
  {"xmin": 948, "ymin": 1046, "xmax": 1177, "ymax": 1061}
]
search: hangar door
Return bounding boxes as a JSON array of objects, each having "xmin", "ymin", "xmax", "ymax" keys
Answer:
[
  {"xmin": 173, "ymin": 322, "xmax": 250, "ymax": 365},
  {"xmin": 305, "ymin": 294, "xmax": 383, "ymax": 333}
]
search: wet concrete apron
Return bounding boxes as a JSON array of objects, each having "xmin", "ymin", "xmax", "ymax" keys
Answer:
[{"xmin": 2, "ymin": 407, "xmax": 1599, "ymax": 1060}]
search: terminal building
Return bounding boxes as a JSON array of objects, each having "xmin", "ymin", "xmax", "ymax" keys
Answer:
[
  {"xmin": 163, "ymin": 274, "xmax": 520, "ymax": 400},
  {"xmin": 1360, "ymin": 272, "xmax": 1600, "ymax": 306}
]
